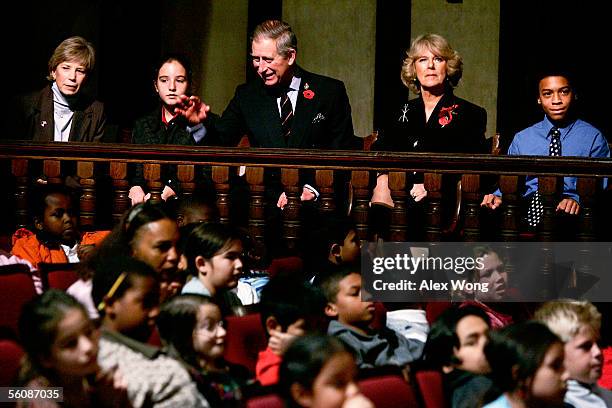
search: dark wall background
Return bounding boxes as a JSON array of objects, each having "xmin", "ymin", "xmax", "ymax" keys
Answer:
[
  {"xmin": 4, "ymin": 0, "xmax": 162, "ymax": 141},
  {"xmin": 497, "ymin": 0, "xmax": 610, "ymax": 151},
  {"xmin": 3, "ymin": 1, "xmax": 609, "ymax": 146},
  {"xmin": 373, "ymin": 0, "xmax": 411, "ymax": 132}
]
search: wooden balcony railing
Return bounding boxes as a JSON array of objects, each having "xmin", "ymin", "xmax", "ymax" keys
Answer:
[{"xmin": 1, "ymin": 141, "xmax": 611, "ymax": 247}]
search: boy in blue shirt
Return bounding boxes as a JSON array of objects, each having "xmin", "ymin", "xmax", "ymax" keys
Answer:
[{"xmin": 481, "ymin": 69, "xmax": 609, "ymax": 226}]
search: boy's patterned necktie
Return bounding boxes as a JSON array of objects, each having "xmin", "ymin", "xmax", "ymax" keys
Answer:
[{"xmin": 527, "ymin": 127, "xmax": 561, "ymax": 227}]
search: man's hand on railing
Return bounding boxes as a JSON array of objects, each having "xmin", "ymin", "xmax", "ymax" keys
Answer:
[
  {"xmin": 277, "ymin": 192, "xmax": 288, "ymax": 209},
  {"xmin": 129, "ymin": 185, "xmax": 176, "ymax": 206},
  {"xmin": 277, "ymin": 187, "xmax": 318, "ymax": 210},
  {"xmin": 410, "ymin": 183, "xmax": 428, "ymax": 202},
  {"xmin": 175, "ymin": 95, "xmax": 210, "ymax": 126},
  {"xmin": 161, "ymin": 185, "xmax": 176, "ymax": 201},
  {"xmin": 557, "ymin": 198, "xmax": 580, "ymax": 215},
  {"xmin": 129, "ymin": 186, "xmax": 147, "ymax": 206},
  {"xmin": 300, "ymin": 186, "xmax": 317, "ymax": 202},
  {"xmin": 481, "ymin": 193, "xmax": 502, "ymax": 209}
]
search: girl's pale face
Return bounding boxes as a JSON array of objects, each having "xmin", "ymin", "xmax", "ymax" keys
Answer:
[
  {"xmin": 563, "ymin": 325, "xmax": 603, "ymax": 384},
  {"xmin": 52, "ymin": 60, "xmax": 88, "ymax": 96},
  {"xmin": 301, "ymin": 352, "xmax": 362, "ymax": 408},
  {"xmin": 414, "ymin": 49, "xmax": 447, "ymax": 92},
  {"xmin": 200, "ymin": 240, "xmax": 243, "ymax": 295},
  {"xmin": 43, "ymin": 308, "xmax": 99, "ymax": 379},
  {"xmin": 475, "ymin": 252, "xmax": 507, "ymax": 302},
  {"xmin": 155, "ymin": 60, "xmax": 189, "ymax": 107},
  {"xmin": 529, "ymin": 342, "xmax": 568, "ymax": 406},
  {"xmin": 193, "ymin": 303, "xmax": 226, "ymax": 364}
]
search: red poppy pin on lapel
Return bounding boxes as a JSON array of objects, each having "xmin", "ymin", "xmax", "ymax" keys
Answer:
[
  {"xmin": 303, "ymin": 83, "xmax": 315, "ymax": 99},
  {"xmin": 438, "ymin": 104, "xmax": 459, "ymax": 127}
]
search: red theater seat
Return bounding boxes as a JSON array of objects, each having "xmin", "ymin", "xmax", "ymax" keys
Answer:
[
  {"xmin": 39, "ymin": 262, "xmax": 79, "ymax": 291},
  {"xmin": 245, "ymin": 393, "xmax": 284, "ymax": 408},
  {"xmin": 414, "ymin": 369, "xmax": 447, "ymax": 408},
  {"xmin": 425, "ymin": 301, "xmax": 452, "ymax": 325},
  {"xmin": 0, "ymin": 264, "xmax": 37, "ymax": 338},
  {"xmin": 224, "ymin": 313, "xmax": 267, "ymax": 374},
  {"xmin": 358, "ymin": 373, "xmax": 419, "ymax": 407},
  {"xmin": 267, "ymin": 256, "xmax": 304, "ymax": 279},
  {"xmin": 0, "ymin": 338, "xmax": 25, "ymax": 387}
]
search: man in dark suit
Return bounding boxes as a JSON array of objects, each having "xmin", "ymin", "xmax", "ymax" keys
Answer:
[
  {"xmin": 176, "ymin": 19, "xmax": 355, "ymax": 201},
  {"xmin": 175, "ymin": 20, "xmax": 356, "ymax": 256}
]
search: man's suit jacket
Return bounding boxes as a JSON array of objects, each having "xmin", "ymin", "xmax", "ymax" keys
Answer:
[
  {"xmin": 214, "ymin": 67, "xmax": 356, "ymax": 210},
  {"xmin": 215, "ymin": 67, "xmax": 355, "ymax": 149},
  {"xmin": 12, "ymin": 85, "xmax": 105, "ymax": 142}
]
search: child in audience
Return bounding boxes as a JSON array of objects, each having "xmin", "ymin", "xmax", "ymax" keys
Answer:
[
  {"xmin": 11, "ymin": 184, "xmax": 109, "ymax": 270},
  {"xmin": 423, "ymin": 304, "xmax": 497, "ymax": 408},
  {"xmin": 535, "ymin": 299, "xmax": 612, "ymax": 407},
  {"xmin": 453, "ymin": 246, "xmax": 532, "ymax": 330},
  {"xmin": 279, "ymin": 334, "xmax": 374, "ymax": 408},
  {"xmin": 181, "ymin": 222, "xmax": 249, "ymax": 315},
  {"xmin": 92, "ymin": 201, "xmax": 182, "ymax": 303},
  {"xmin": 302, "ymin": 213, "xmax": 361, "ymax": 286},
  {"xmin": 67, "ymin": 201, "xmax": 181, "ymax": 320},
  {"xmin": 92, "ymin": 254, "xmax": 209, "ymax": 407},
  {"xmin": 256, "ymin": 275, "xmax": 328, "ymax": 386},
  {"xmin": 174, "ymin": 194, "xmax": 220, "ymax": 227},
  {"xmin": 18, "ymin": 289, "xmax": 129, "ymax": 408},
  {"xmin": 320, "ymin": 265, "xmax": 424, "ymax": 370},
  {"xmin": 157, "ymin": 294, "xmax": 254, "ymax": 407},
  {"xmin": 484, "ymin": 320, "xmax": 569, "ymax": 408}
]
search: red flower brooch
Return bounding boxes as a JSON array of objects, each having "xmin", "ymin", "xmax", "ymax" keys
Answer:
[
  {"xmin": 303, "ymin": 83, "xmax": 315, "ymax": 99},
  {"xmin": 303, "ymin": 89, "xmax": 315, "ymax": 99},
  {"xmin": 438, "ymin": 104, "xmax": 459, "ymax": 127}
]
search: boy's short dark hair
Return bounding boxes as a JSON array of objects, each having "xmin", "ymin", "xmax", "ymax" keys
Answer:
[
  {"xmin": 423, "ymin": 304, "xmax": 491, "ymax": 369},
  {"xmin": 30, "ymin": 183, "xmax": 77, "ymax": 219},
  {"xmin": 259, "ymin": 275, "xmax": 327, "ymax": 334},
  {"xmin": 318, "ymin": 264, "xmax": 360, "ymax": 303},
  {"xmin": 533, "ymin": 65, "xmax": 577, "ymax": 96},
  {"xmin": 303, "ymin": 213, "xmax": 356, "ymax": 265},
  {"xmin": 535, "ymin": 65, "xmax": 575, "ymax": 85},
  {"xmin": 173, "ymin": 194, "xmax": 220, "ymax": 223}
]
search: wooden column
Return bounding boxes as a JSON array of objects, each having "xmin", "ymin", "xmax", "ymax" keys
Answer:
[
  {"xmin": 177, "ymin": 164, "xmax": 196, "ymax": 199},
  {"xmin": 12, "ymin": 159, "xmax": 29, "ymax": 229},
  {"xmin": 577, "ymin": 177, "xmax": 596, "ymax": 241},
  {"xmin": 110, "ymin": 162, "xmax": 130, "ymax": 223},
  {"xmin": 350, "ymin": 170, "xmax": 370, "ymax": 242},
  {"xmin": 389, "ymin": 171, "xmax": 407, "ymax": 242},
  {"xmin": 461, "ymin": 174, "xmax": 480, "ymax": 242},
  {"xmin": 144, "ymin": 163, "xmax": 163, "ymax": 203},
  {"xmin": 245, "ymin": 167, "xmax": 265, "ymax": 250},
  {"xmin": 43, "ymin": 160, "xmax": 62, "ymax": 185},
  {"xmin": 315, "ymin": 170, "xmax": 335, "ymax": 214},
  {"xmin": 212, "ymin": 166, "xmax": 230, "ymax": 224},
  {"xmin": 281, "ymin": 168, "xmax": 300, "ymax": 252},
  {"xmin": 499, "ymin": 175, "xmax": 520, "ymax": 241},
  {"xmin": 424, "ymin": 173, "xmax": 443, "ymax": 242},
  {"xmin": 537, "ymin": 176, "xmax": 557, "ymax": 242},
  {"xmin": 77, "ymin": 161, "xmax": 95, "ymax": 227},
  {"xmin": 538, "ymin": 244, "xmax": 556, "ymax": 300}
]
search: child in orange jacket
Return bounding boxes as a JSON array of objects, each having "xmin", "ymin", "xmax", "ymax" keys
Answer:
[{"xmin": 11, "ymin": 184, "xmax": 109, "ymax": 270}]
